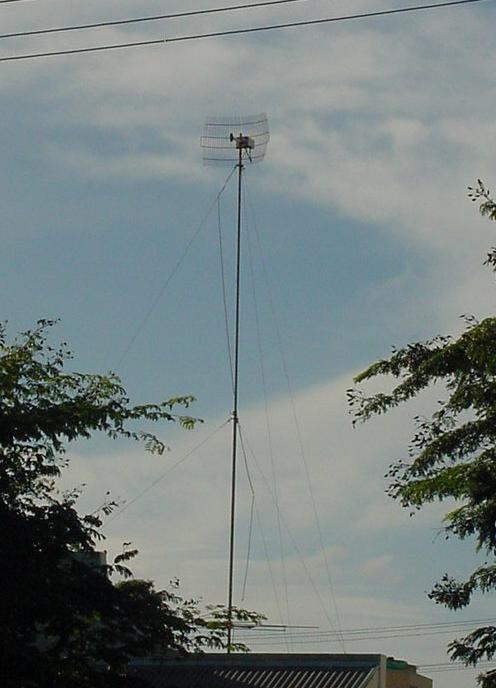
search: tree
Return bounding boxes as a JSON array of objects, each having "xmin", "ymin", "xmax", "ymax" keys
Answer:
[
  {"xmin": 0, "ymin": 321, "xmax": 263, "ymax": 688},
  {"xmin": 348, "ymin": 181, "xmax": 496, "ymax": 687}
]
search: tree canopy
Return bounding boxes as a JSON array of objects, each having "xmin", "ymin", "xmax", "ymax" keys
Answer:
[
  {"xmin": 0, "ymin": 321, "xmax": 262, "ymax": 688},
  {"xmin": 348, "ymin": 181, "xmax": 496, "ymax": 687}
]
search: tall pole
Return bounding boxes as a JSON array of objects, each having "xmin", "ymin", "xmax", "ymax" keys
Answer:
[{"xmin": 227, "ymin": 143, "xmax": 243, "ymax": 652}]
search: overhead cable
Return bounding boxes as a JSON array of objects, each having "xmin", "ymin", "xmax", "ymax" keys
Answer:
[
  {"xmin": 0, "ymin": 0, "xmax": 490, "ymax": 63},
  {"xmin": 237, "ymin": 619, "xmax": 496, "ymax": 646},
  {"xmin": 0, "ymin": 37, "xmax": 165, "ymax": 62},
  {"xmin": 0, "ymin": 0, "xmax": 315, "ymax": 40},
  {"xmin": 243, "ymin": 616, "xmax": 496, "ymax": 636},
  {"xmin": 419, "ymin": 660, "xmax": 495, "ymax": 674},
  {"xmin": 236, "ymin": 617, "xmax": 496, "ymax": 652},
  {"xmin": 168, "ymin": 0, "xmax": 490, "ymax": 41},
  {"xmin": 240, "ymin": 626, "xmax": 489, "ymax": 645}
]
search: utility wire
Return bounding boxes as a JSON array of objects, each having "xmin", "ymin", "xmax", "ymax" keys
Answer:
[
  {"xmin": 167, "ymin": 0, "xmax": 490, "ymax": 41},
  {"xmin": 421, "ymin": 661, "xmax": 495, "ymax": 674},
  {"xmin": 239, "ymin": 616, "xmax": 496, "ymax": 639},
  {"xmin": 239, "ymin": 626, "xmax": 491, "ymax": 645},
  {"xmin": 433, "ymin": 669, "xmax": 494, "ymax": 674},
  {"xmin": 0, "ymin": 0, "xmax": 315, "ymax": 40},
  {"xmin": 237, "ymin": 617, "xmax": 496, "ymax": 643},
  {"xmin": 0, "ymin": 38, "xmax": 164, "ymax": 62},
  {"xmin": 0, "ymin": 0, "xmax": 489, "ymax": 63}
]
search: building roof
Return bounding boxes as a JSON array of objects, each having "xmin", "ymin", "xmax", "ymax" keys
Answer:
[{"xmin": 130, "ymin": 654, "xmax": 382, "ymax": 688}]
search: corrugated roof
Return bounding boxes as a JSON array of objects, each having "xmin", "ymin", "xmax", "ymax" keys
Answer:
[{"xmin": 131, "ymin": 664, "xmax": 377, "ymax": 688}]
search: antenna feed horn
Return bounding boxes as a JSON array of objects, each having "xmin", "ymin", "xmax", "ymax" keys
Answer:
[{"xmin": 230, "ymin": 133, "xmax": 255, "ymax": 150}]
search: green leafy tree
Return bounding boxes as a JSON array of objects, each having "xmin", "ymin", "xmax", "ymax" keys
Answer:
[
  {"xmin": 348, "ymin": 181, "xmax": 496, "ymax": 687},
  {"xmin": 0, "ymin": 321, "xmax": 263, "ymax": 688}
]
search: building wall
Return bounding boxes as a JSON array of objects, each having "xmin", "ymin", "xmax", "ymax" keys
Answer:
[{"xmin": 386, "ymin": 659, "xmax": 432, "ymax": 688}]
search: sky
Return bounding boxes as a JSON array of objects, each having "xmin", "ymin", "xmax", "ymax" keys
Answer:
[{"xmin": 2, "ymin": 0, "xmax": 496, "ymax": 685}]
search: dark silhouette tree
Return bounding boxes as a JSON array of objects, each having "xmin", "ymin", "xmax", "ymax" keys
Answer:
[
  {"xmin": 348, "ymin": 181, "xmax": 496, "ymax": 687},
  {"xmin": 0, "ymin": 321, "xmax": 262, "ymax": 688}
]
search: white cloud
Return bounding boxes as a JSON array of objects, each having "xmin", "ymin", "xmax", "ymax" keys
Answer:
[
  {"xmin": 62, "ymin": 368, "xmax": 446, "ymax": 618},
  {"xmin": 6, "ymin": 5, "xmax": 495, "ymax": 685},
  {"xmin": 10, "ymin": 5, "xmax": 491, "ymax": 271},
  {"xmin": 360, "ymin": 554, "xmax": 395, "ymax": 578}
]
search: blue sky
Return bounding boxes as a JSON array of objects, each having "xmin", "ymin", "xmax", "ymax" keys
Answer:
[{"xmin": 2, "ymin": 1, "xmax": 496, "ymax": 685}]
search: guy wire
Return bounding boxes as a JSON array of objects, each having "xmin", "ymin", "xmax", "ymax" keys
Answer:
[
  {"xmin": 239, "ymin": 423, "xmax": 345, "ymax": 649},
  {"xmin": 217, "ymin": 194, "xmax": 235, "ymax": 393},
  {"xmin": 244, "ymin": 174, "xmax": 345, "ymax": 651},
  {"xmin": 243, "ymin": 178, "xmax": 293, "ymax": 648},
  {"xmin": 238, "ymin": 425, "xmax": 292, "ymax": 652},
  {"xmin": 116, "ymin": 164, "xmax": 237, "ymax": 369},
  {"xmin": 107, "ymin": 419, "xmax": 230, "ymax": 524},
  {"xmin": 238, "ymin": 424, "xmax": 256, "ymax": 602}
]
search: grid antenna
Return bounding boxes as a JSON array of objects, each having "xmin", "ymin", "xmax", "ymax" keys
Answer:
[
  {"xmin": 201, "ymin": 113, "xmax": 269, "ymax": 165},
  {"xmin": 201, "ymin": 113, "xmax": 269, "ymax": 653}
]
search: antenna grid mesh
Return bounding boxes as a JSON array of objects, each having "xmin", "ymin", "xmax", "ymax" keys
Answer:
[{"xmin": 201, "ymin": 113, "xmax": 269, "ymax": 165}]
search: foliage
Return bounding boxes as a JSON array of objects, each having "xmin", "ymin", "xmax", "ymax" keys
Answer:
[
  {"xmin": 348, "ymin": 181, "xmax": 496, "ymax": 687},
  {"xmin": 0, "ymin": 321, "xmax": 263, "ymax": 688}
]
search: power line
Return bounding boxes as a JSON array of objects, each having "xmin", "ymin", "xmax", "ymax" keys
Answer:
[
  {"xmin": 0, "ymin": 0, "xmax": 314, "ymax": 40},
  {"xmin": 169, "ymin": 0, "xmax": 491, "ymax": 41},
  {"xmin": 236, "ymin": 617, "xmax": 496, "ymax": 648},
  {"xmin": 0, "ymin": 37, "xmax": 165, "ymax": 62},
  {"xmin": 0, "ymin": 0, "xmax": 490, "ymax": 63},
  {"xmin": 242, "ymin": 616, "xmax": 496, "ymax": 635},
  {"xmin": 240, "ymin": 626, "xmax": 488, "ymax": 645},
  {"xmin": 419, "ymin": 660, "xmax": 495, "ymax": 674}
]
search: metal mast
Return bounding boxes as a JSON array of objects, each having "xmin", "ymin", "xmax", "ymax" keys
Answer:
[
  {"xmin": 228, "ymin": 135, "xmax": 249, "ymax": 650},
  {"xmin": 201, "ymin": 115, "xmax": 270, "ymax": 652}
]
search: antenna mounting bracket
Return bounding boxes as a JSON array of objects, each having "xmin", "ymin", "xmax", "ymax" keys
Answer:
[{"xmin": 230, "ymin": 133, "xmax": 255, "ymax": 150}]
